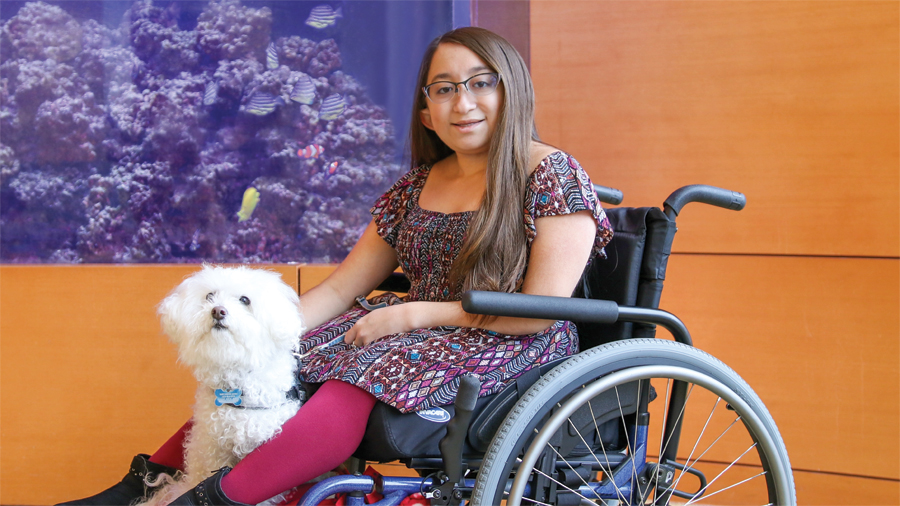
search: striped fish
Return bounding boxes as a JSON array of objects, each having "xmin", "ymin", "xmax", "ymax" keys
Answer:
[
  {"xmin": 203, "ymin": 81, "xmax": 218, "ymax": 105},
  {"xmin": 266, "ymin": 43, "xmax": 278, "ymax": 70},
  {"xmin": 319, "ymin": 94, "xmax": 345, "ymax": 121},
  {"xmin": 237, "ymin": 187, "xmax": 260, "ymax": 222},
  {"xmin": 298, "ymin": 144, "xmax": 324, "ymax": 159},
  {"xmin": 290, "ymin": 74, "xmax": 316, "ymax": 105},
  {"xmin": 244, "ymin": 92, "xmax": 284, "ymax": 116},
  {"xmin": 305, "ymin": 5, "xmax": 342, "ymax": 29}
]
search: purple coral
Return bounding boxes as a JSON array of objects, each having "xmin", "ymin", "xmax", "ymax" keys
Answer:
[
  {"xmin": 2, "ymin": 2, "xmax": 82, "ymax": 63},
  {"xmin": 196, "ymin": 0, "xmax": 272, "ymax": 61},
  {"xmin": 127, "ymin": 0, "xmax": 199, "ymax": 77},
  {"xmin": 1, "ymin": 0, "xmax": 403, "ymax": 264}
]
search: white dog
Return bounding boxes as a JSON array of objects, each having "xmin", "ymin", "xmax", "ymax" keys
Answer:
[{"xmin": 145, "ymin": 265, "xmax": 306, "ymax": 505}]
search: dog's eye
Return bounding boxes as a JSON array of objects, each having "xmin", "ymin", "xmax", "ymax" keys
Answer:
[
  {"xmin": 206, "ymin": 293, "xmax": 214, "ymax": 302},
  {"xmin": 239, "ymin": 296, "xmax": 251, "ymax": 306}
]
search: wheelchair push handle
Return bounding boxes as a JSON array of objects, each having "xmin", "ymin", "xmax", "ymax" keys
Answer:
[
  {"xmin": 663, "ymin": 184, "xmax": 746, "ymax": 218},
  {"xmin": 593, "ymin": 184, "xmax": 624, "ymax": 206}
]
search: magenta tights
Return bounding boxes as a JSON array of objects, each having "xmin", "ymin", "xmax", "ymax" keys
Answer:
[{"xmin": 150, "ymin": 380, "xmax": 377, "ymax": 504}]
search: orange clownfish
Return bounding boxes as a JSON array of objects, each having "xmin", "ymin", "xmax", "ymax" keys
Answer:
[
  {"xmin": 327, "ymin": 161, "xmax": 339, "ymax": 175},
  {"xmin": 298, "ymin": 144, "xmax": 324, "ymax": 159}
]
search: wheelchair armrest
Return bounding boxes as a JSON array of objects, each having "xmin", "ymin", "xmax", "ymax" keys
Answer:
[
  {"xmin": 461, "ymin": 291, "xmax": 692, "ymax": 346},
  {"xmin": 462, "ymin": 291, "xmax": 619, "ymax": 323}
]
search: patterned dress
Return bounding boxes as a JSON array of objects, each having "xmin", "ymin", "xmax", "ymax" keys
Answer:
[{"xmin": 297, "ymin": 151, "xmax": 613, "ymax": 413}]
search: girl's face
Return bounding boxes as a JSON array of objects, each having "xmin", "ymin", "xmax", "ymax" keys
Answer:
[{"xmin": 420, "ymin": 43, "xmax": 503, "ymax": 159}]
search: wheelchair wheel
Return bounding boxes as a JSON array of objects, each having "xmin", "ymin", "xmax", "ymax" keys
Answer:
[{"xmin": 471, "ymin": 339, "xmax": 795, "ymax": 505}]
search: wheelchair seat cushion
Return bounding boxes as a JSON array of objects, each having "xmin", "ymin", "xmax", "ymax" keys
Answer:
[{"xmin": 354, "ymin": 392, "xmax": 501, "ymax": 462}]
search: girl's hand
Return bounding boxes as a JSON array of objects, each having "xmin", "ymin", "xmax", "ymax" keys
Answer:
[{"xmin": 344, "ymin": 303, "xmax": 419, "ymax": 348}]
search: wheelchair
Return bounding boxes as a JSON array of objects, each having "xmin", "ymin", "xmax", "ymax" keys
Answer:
[{"xmin": 295, "ymin": 184, "xmax": 796, "ymax": 506}]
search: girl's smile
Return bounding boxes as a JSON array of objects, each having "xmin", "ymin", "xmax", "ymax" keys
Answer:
[{"xmin": 452, "ymin": 119, "xmax": 484, "ymax": 131}]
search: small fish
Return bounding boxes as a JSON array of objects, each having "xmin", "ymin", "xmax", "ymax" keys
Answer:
[
  {"xmin": 305, "ymin": 5, "xmax": 343, "ymax": 29},
  {"xmin": 266, "ymin": 43, "xmax": 278, "ymax": 70},
  {"xmin": 290, "ymin": 74, "xmax": 316, "ymax": 105},
  {"xmin": 319, "ymin": 93, "xmax": 345, "ymax": 121},
  {"xmin": 203, "ymin": 81, "xmax": 218, "ymax": 105},
  {"xmin": 244, "ymin": 92, "xmax": 284, "ymax": 116},
  {"xmin": 326, "ymin": 160, "xmax": 338, "ymax": 175},
  {"xmin": 237, "ymin": 187, "xmax": 260, "ymax": 222},
  {"xmin": 298, "ymin": 144, "xmax": 325, "ymax": 159}
]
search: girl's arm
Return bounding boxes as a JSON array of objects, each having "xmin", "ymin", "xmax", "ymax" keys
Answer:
[
  {"xmin": 299, "ymin": 222, "xmax": 400, "ymax": 331},
  {"xmin": 345, "ymin": 210, "xmax": 597, "ymax": 346}
]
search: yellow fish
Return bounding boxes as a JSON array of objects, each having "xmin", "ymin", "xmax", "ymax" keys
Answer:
[{"xmin": 237, "ymin": 187, "xmax": 260, "ymax": 222}]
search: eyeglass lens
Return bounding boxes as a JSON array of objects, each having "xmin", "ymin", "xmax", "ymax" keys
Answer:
[{"xmin": 425, "ymin": 73, "xmax": 500, "ymax": 103}]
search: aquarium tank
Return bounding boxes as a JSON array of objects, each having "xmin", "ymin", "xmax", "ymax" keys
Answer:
[{"xmin": 0, "ymin": 0, "xmax": 465, "ymax": 263}]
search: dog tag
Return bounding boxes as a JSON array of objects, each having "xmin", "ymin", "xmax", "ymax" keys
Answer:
[{"xmin": 215, "ymin": 388, "xmax": 243, "ymax": 406}]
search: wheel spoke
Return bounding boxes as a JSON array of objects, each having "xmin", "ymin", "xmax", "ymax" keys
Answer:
[
  {"xmin": 520, "ymin": 496, "xmax": 553, "ymax": 505},
  {"xmin": 516, "ymin": 456, "xmax": 599, "ymax": 504},
  {"xmin": 540, "ymin": 423, "xmax": 605, "ymax": 501},
  {"xmin": 657, "ymin": 383, "xmax": 694, "ymax": 473},
  {"xmin": 613, "ymin": 384, "xmax": 644, "ymax": 504},
  {"xmin": 672, "ymin": 442, "xmax": 759, "ymax": 503},
  {"xmin": 670, "ymin": 396, "xmax": 721, "ymax": 495},
  {"xmin": 654, "ymin": 378, "xmax": 673, "ymax": 503},
  {"xmin": 685, "ymin": 469, "xmax": 768, "ymax": 505},
  {"xmin": 587, "ymin": 391, "xmax": 631, "ymax": 504},
  {"xmin": 563, "ymin": 413, "xmax": 627, "ymax": 503},
  {"xmin": 685, "ymin": 414, "xmax": 743, "ymax": 473},
  {"xmin": 632, "ymin": 380, "xmax": 650, "ymax": 506}
]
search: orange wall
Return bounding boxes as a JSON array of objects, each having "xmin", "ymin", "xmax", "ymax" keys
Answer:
[{"xmin": 529, "ymin": 1, "xmax": 898, "ymax": 504}]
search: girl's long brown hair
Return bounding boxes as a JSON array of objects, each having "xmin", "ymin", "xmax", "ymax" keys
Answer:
[{"xmin": 409, "ymin": 27, "xmax": 539, "ymax": 295}]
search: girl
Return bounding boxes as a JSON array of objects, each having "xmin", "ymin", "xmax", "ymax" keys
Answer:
[{"xmin": 59, "ymin": 26, "xmax": 612, "ymax": 506}]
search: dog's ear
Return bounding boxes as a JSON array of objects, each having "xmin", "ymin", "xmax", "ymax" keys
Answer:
[
  {"xmin": 157, "ymin": 290, "xmax": 182, "ymax": 343},
  {"xmin": 157, "ymin": 275, "xmax": 199, "ymax": 344},
  {"xmin": 263, "ymin": 277, "xmax": 305, "ymax": 349}
]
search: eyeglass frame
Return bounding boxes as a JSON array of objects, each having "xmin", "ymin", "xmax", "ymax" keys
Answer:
[{"xmin": 422, "ymin": 72, "xmax": 502, "ymax": 104}]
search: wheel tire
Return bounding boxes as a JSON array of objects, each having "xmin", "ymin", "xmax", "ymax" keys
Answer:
[{"xmin": 471, "ymin": 339, "xmax": 795, "ymax": 505}]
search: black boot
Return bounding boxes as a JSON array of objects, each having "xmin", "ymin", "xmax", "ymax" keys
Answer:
[
  {"xmin": 55, "ymin": 454, "xmax": 179, "ymax": 506},
  {"xmin": 169, "ymin": 468, "xmax": 252, "ymax": 506}
]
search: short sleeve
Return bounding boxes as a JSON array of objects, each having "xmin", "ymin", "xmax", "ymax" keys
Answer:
[
  {"xmin": 370, "ymin": 165, "xmax": 427, "ymax": 247},
  {"xmin": 524, "ymin": 152, "xmax": 614, "ymax": 259}
]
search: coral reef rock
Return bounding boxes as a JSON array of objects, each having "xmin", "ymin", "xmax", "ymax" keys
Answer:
[{"xmin": 0, "ymin": 1, "xmax": 403, "ymax": 264}]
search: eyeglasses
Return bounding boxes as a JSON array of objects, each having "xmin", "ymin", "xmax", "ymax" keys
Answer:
[{"xmin": 423, "ymin": 72, "xmax": 501, "ymax": 104}]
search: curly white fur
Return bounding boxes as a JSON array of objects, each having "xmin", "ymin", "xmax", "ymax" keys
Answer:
[{"xmin": 142, "ymin": 265, "xmax": 305, "ymax": 506}]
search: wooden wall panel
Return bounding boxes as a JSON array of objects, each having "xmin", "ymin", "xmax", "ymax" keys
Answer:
[
  {"xmin": 1, "ymin": 254, "xmax": 898, "ymax": 504},
  {"xmin": 531, "ymin": 0, "xmax": 899, "ymax": 257},
  {"xmin": 659, "ymin": 254, "xmax": 899, "ymax": 480},
  {"xmin": 793, "ymin": 469, "xmax": 900, "ymax": 505},
  {"xmin": 472, "ymin": 0, "xmax": 531, "ymax": 67},
  {"xmin": 0, "ymin": 265, "xmax": 298, "ymax": 505}
]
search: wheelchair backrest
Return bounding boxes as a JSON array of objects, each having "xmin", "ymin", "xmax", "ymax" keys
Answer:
[{"xmin": 573, "ymin": 206, "xmax": 678, "ymax": 349}]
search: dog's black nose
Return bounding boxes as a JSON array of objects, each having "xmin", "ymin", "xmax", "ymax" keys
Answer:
[{"xmin": 212, "ymin": 306, "xmax": 227, "ymax": 320}]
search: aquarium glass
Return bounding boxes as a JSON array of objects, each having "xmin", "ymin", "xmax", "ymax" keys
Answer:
[{"xmin": 0, "ymin": 0, "xmax": 462, "ymax": 263}]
